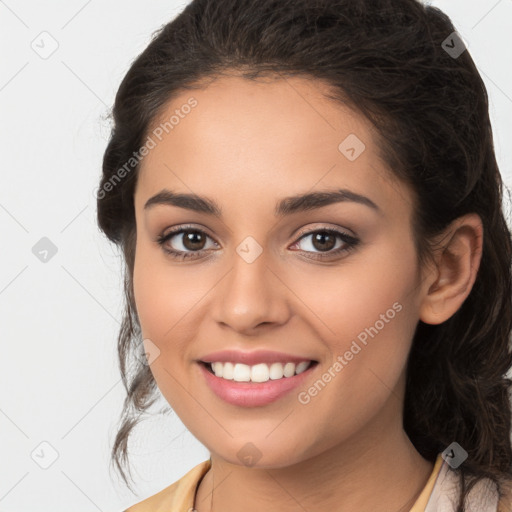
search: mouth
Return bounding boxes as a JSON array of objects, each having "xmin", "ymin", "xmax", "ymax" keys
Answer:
[
  {"xmin": 197, "ymin": 359, "xmax": 319, "ymax": 407},
  {"xmin": 200, "ymin": 360, "xmax": 319, "ymax": 383},
  {"xmin": 195, "ymin": 349, "xmax": 320, "ymax": 406}
]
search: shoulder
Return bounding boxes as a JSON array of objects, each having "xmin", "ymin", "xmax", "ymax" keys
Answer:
[
  {"xmin": 124, "ymin": 459, "xmax": 211, "ymax": 512},
  {"xmin": 425, "ymin": 456, "xmax": 502, "ymax": 512},
  {"xmin": 498, "ymin": 477, "xmax": 512, "ymax": 512}
]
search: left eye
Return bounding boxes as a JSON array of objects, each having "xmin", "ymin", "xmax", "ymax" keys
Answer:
[{"xmin": 293, "ymin": 229, "xmax": 352, "ymax": 253}]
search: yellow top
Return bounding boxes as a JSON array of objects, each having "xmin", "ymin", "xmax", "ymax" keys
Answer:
[
  {"xmin": 410, "ymin": 454, "xmax": 443, "ymax": 511},
  {"xmin": 125, "ymin": 459, "xmax": 212, "ymax": 512},
  {"xmin": 123, "ymin": 453, "xmax": 499, "ymax": 512}
]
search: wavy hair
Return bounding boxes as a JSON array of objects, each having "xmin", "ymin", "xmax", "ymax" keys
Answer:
[{"xmin": 97, "ymin": 0, "xmax": 512, "ymax": 508}]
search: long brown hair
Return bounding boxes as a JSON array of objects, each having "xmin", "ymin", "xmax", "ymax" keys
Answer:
[{"xmin": 97, "ymin": 1, "xmax": 512, "ymax": 508}]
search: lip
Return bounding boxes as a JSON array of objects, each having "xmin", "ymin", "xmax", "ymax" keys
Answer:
[
  {"xmin": 197, "ymin": 360, "xmax": 318, "ymax": 407},
  {"xmin": 198, "ymin": 349, "xmax": 315, "ymax": 366}
]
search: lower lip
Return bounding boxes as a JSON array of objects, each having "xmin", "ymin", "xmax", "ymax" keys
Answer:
[{"xmin": 198, "ymin": 362, "xmax": 317, "ymax": 407}]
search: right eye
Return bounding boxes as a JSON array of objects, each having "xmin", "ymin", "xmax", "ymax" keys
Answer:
[{"xmin": 156, "ymin": 225, "xmax": 219, "ymax": 260}]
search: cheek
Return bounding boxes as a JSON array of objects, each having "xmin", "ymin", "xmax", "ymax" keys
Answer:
[
  {"xmin": 132, "ymin": 239, "xmax": 216, "ymax": 388},
  {"xmin": 133, "ymin": 255, "xmax": 171, "ymax": 341},
  {"xmin": 306, "ymin": 244, "xmax": 418, "ymax": 350},
  {"xmin": 132, "ymin": 242, "xmax": 196, "ymax": 409},
  {"xmin": 300, "ymin": 241, "xmax": 420, "ymax": 405},
  {"xmin": 133, "ymin": 240, "xmax": 197, "ymax": 341}
]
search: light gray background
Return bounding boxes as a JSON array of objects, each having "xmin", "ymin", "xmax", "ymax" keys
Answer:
[{"xmin": 1, "ymin": 1, "xmax": 511, "ymax": 511}]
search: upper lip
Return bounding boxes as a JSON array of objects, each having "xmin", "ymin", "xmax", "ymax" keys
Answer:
[{"xmin": 198, "ymin": 349, "xmax": 316, "ymax": 366}]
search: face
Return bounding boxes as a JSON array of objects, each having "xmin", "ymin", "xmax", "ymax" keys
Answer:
[{"xmin": 132, "ymin": 74, "xmax": 427, "ymax": 468}]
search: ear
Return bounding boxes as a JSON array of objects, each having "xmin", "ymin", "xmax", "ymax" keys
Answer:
[{"xmin": 419, "ymin": 213, "xmax": 484, "ymax": 325}]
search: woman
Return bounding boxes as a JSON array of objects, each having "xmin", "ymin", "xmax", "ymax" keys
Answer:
[{"xmin": 97, "ymin": 0, "xmax": 512, "ymax": 510}]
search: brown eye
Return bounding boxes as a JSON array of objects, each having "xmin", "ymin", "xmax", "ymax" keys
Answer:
[
  {"xmin": 310, "ymin": 231, "xmax": 337, "ymax": 252},
  {"xmin": 156, "ymin": 226, "xmax": 219, "ymax": 260},
  {"xmin": 181, "ymin": 230, "xmax": 207, "ymax": 251},
  {"xmin": 291, "ymin": 228, "xmax": 360, "ymax": 261}
]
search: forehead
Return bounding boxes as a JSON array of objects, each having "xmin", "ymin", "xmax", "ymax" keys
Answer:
[{"xmin": 135, "ymin": 75, "xmax": 413, "ymax": 219}]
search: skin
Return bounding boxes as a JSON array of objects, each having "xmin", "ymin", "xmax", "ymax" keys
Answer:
[{"xmin": 132, "ymin": 74, "xmax": 483, "ymax": 512}]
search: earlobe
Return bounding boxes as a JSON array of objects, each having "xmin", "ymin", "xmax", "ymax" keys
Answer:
[{"xmin": 419, "ymin": 213, "xmax": 484, "ymax": 325}]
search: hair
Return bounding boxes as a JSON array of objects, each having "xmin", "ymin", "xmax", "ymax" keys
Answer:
[{"xmin": 97, "ymin": 0, "xmax": 512, "ymax": 508}]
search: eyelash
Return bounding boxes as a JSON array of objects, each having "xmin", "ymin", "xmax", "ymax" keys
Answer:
[{"xmin": 156, "ymin": 224, "xmax": 360, "ymax": 262}]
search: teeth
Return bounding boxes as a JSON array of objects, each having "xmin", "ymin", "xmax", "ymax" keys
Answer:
[
  {"xmin": 295, "ymin": 361, "xmax": 310, "ymax": 374},
  {"xmin": 212, "ymin": 362, "xmax": 222, "ymax": 378},
  {"xmin": 209, "ymin": 361, "xmax": 313, "ymax": 382},
  {"xmin": 251, "ymin": 363, "xmax": 269, "ymax": 383},
  {"xmin": 269, "ymin": 362, "xmax": 284, "ymax": 380}
]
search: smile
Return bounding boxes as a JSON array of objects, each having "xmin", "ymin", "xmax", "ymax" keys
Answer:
[
  {"xmin": 206, "ymin": 360, "xmax": 314, "ymax": 382},
  {"xmin": 198, "ymin": 360, "xmax": 319, "ymax": 407}
]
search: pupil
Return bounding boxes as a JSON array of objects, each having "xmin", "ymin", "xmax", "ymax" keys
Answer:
[
  {"xmin": 184, "ymin": 231, "xmax": 204, "ymax": 250},
  {"xmin": 313, "ymin": 232, "xmax": 335, "ymax": 252}
]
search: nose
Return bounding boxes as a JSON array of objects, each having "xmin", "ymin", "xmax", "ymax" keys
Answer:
[{"xmin": 211, "ymin": 245, "xmax": 291, "ymax": 334}]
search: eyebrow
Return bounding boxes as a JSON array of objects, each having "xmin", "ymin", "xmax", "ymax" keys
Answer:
[{"xmin": 144, "ymin": 188, "xmax": 381, "ymax": 217}]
